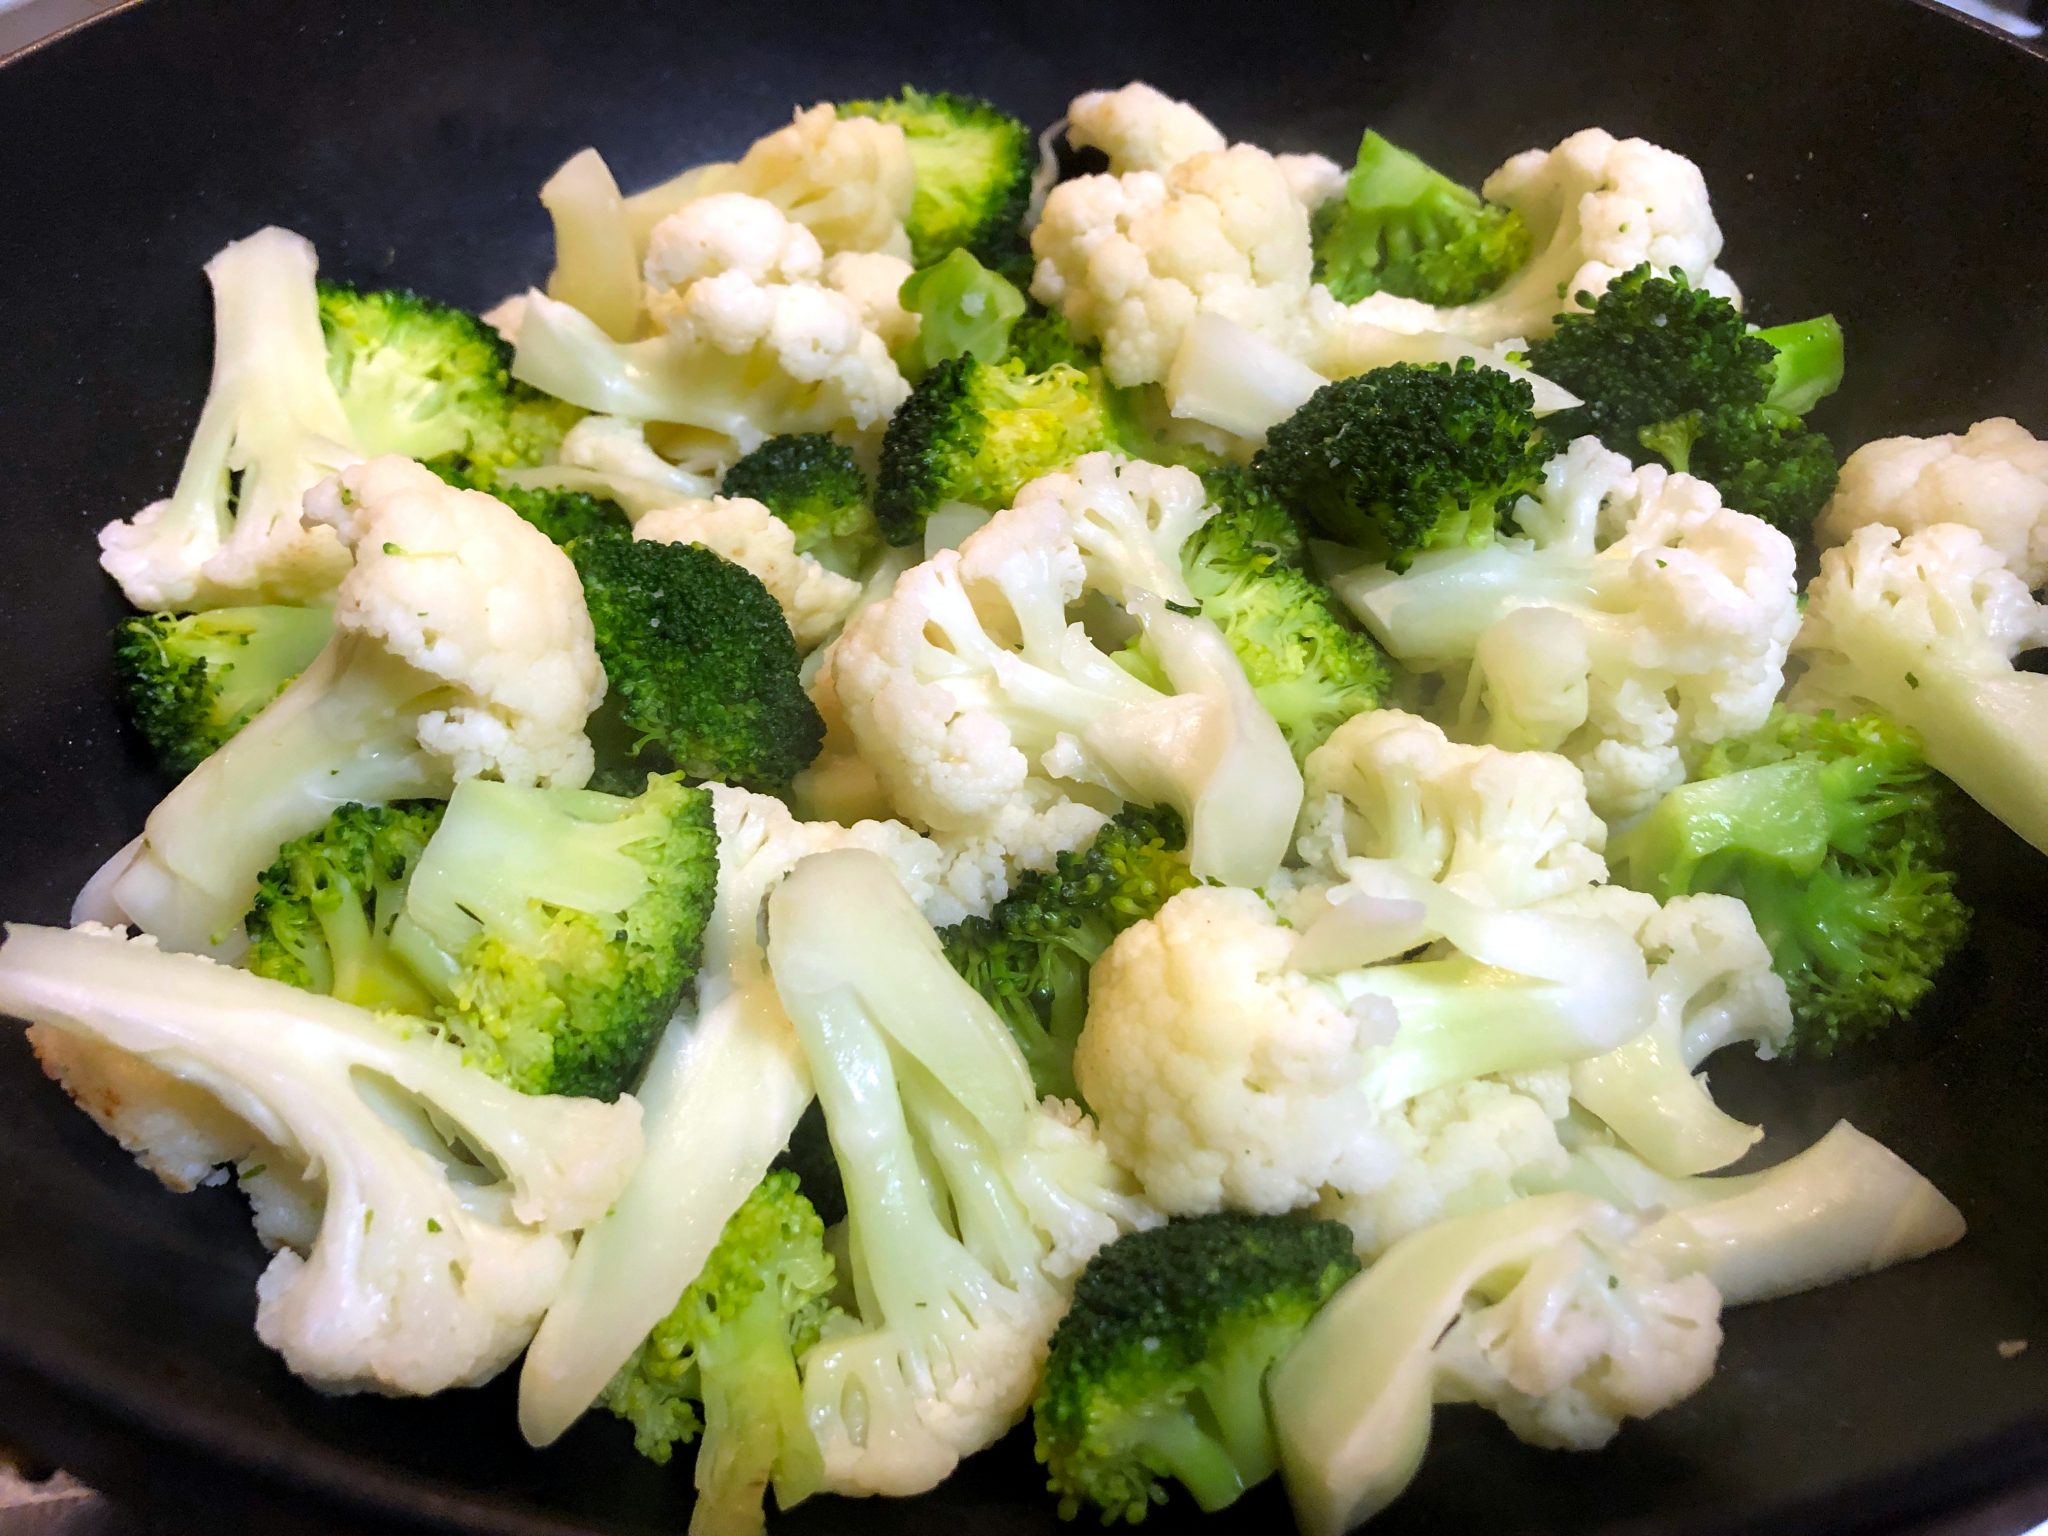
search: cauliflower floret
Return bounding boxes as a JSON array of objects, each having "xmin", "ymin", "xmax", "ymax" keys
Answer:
[
  {"xmin": 1066, "ymin": 82, "xmax": 1226, "ymax": 174},
  {"xmin": 1275, "ymin": 152, "xmax": 1347, "ymax": 214},
  {"xmin": 1031, "ymin": 145, "xmax": 1315, "ymax": 387},
  {"xmin": 513, "ymin": 195, "xmax": 911, "ymax": 454},
  {"xmin": 1554, "ymin": 886, "xmax": 1791, "ymax": 1177},
  {"xmin": 546, "ymin": 414, "xmax": 725, "ymax": 514},
  {"xmin": 719, "ymin": 102, "xmax": 915, "ymax": 258},
  {"xmin": 1817, "ymin": 418, "xmax": 2048, "ymax": 587},
  {"xmin": 1433, "ymin": 1213, "xmax": 1723, "ymax": 1450},
  {"xmin": 1791, "ymin": 521, "xmax": 2048, "ymax": 854},
  {"xmin": 831, "ymin": 454, "xmax": 1299, "ymax": 887},
  {"xmin": 823, "ymin": 249, "xmax": 920, "ymax": 352},
  {"xmin": 0, "ymin": 923, "xmax": 642, "ymax": 1397},
  {"xmin": 1336, "ymin": 439, "xmax": 1800, "ymax": 819},
  {"xmin": 307, "ymin": 456, "xmax": 604, "ymax": 788},
  {"xmin": 97, "ymin": 227, "xmax": 355, "ymax": 610},
  {"xmin": 1296, "ymin": 709, "xmax": 1608, "ymax": 907},
  {"xmin": 1076, "ymin": 885, "xmax": 1399, "ymax": 1216},
  {"xmin": 634, "ymin": 495, "xmax": 861, "ymax": 651},
  {"xmin": 1317, "ymin": 1072, "xmax": 1571, "ymax": 1259}
]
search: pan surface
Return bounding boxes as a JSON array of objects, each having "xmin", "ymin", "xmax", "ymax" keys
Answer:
[{"xmin": 0, "ymin": 0, "xmax": 2044, "ymax": 1530}]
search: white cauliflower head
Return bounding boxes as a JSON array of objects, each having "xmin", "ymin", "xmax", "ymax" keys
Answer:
[
  {"xmin": 634, "ymin": 495, "xmax": 862, "ymax": 651},
  {"xmin": 823, "ymin": 249, "xmax": 921, "ymax": 352},
  {"xmin": 1791, "ymin": 520, "xmax": 2048, "ymax": 854},
  {"xmin": 1066, "ymin": 82, "xmax": 1227, "ymax": 174},
  {"xmin": 1316, "ymin": 1072, "xmax": 1571, "ymax": 1259},
  {"xmin": 1818, "ymin": 417, "xmax": 2048, "ymax": 588},
  {"xmin": 1433, "ymin": 1211, "xmax": 1723, "ymax": 1450},
  {"xmin": 830, "ymin": 454, "xmax": 1299, "ymax": 887},
  {"xmin": 719, "ymin": 102, "xmax": 915, "ymax": 258},
  {"xmin": 1031, "ymin": 145, "xmax": 1315, "ymax": 387},
  {"xmin": 306, "ymin": 455, "xmax": 606, "ymax": 787},
  {"xmin": 1075, "ymin": 885, "xmax": 1398, "ymax": 1216},
  {"xmin": 514, "ymin": 194, "xmax": 911, "ymax": 454},
  {"xmin": 1297, "ymin": 709, "xmax": 1608, "ymax": 907},
  {"xmin": 0, "ymin": 923, "xmax": 642, "ymax": 1397},
  {"xmin": 1338, "ymin": 440, "xmax": 1801, "ymax": 819}
]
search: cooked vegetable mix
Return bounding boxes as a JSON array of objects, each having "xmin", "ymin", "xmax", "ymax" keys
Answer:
[{"xmin": 15, "ymin": 75, "xmax": 2037, "ymax": 1534}]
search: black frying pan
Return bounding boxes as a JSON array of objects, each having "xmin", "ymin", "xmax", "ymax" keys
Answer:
[{"xmin": 2, "ymin": 1, "xmax": 2045, "ymax": 1531}]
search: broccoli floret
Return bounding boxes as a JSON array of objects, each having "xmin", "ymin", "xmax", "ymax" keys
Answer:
[
  {"xmin": 475, "ymin": 480, "xmax": 633, "ymax": 547},
  {"xmin": 719, "ymin": 434, "xmax": 883, "ymax": 577},
  {"xmin": 572, "ymin": 534, "xmax": 825, "ymax": 792},
  {"xmin": 1526, "ymin": 266, "xmax": 1842, "ymax": 532},
  {"xmin": 113, "ymin": 605, "xmax": 335, "ymax": 778},
  {"xmin": 1164, "ymin": 484, "xmax": 1389, "ymax": 760},
  {"xmin": 1311, "ymin": 131, "xmax": 1531, "ymax": 307},
  {"xmin": 317, "ymin": 282, "xmax": 580, "ymax": 483},
  {"xmin": 839, "ymin": 88, "xmax": 1034, "ymax": 270},
  {"xmin": 941, "ymin": 807, "xmax": 1197, "ymax": 1101},
  {"xmin": 1197, "ymin": 465, "xmax": 1307, "ymax": 568},
  {"xmin": 1612, "ymin": 710, "xmax": 1970, "ymax": 1056},
  {"xmin": 248, "ymin": 774, "xmax": 717, "ymax": 1100},
  {"xmin": 1007, "ymin": 305, "xmax": 1098, "ymax": 374},
  {"xmin": 1034, "ymin": 1212, "xmax": 1361, "ymax": 1524},
  {"xmin": 874, "ymin": 355, "xmax": 1120, "ymax": 546},
  {"xmin": 897, "ymin": 249, "xmax": 1028, "ymax": 376},
  {"xmin": 602, "ymin": 1171, "xmax": 838, "ymax": 1535},
  {"xmin": 1254, "ymin": 360, "xmax": 1547, "ymax": 570},
  {"xmin": 245, "ymin": 800, "xmax": 445, "ymax": 1012}
]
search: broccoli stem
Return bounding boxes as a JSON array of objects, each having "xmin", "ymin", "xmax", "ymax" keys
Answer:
[
  {"xmin": 1132, "ymin": 1410, "xmax": 1252, "ymax": 1514},
  {"xmin": 1754, "ymin": 315, "xmax": 1844, "ymax": 416}
]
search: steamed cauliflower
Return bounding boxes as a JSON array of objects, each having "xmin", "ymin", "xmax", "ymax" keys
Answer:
[
  {"xmin": 1066, "ymin": 81, "xmax": 1227, "ymax": 175},
  {"xmin": 1297, "ymin": 709, "xmax": 1608, "ymax": 907},
  {"xmin": 634, "ymin": 495, "xmax": 862, "ymax": 650},
  {"xmin": 1817, "ymin": 417, "xmax": 2048, "ymax": 587},
  {"xmin": 1031, "ymin": 145, "xmax": 1315, "ymax": 386},
  {"xmin": 718, "ymin": 102, "xmax": 916, "ymax": 258}
]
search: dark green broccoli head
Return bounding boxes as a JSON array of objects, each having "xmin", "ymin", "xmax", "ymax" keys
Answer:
[
  {"xmin": 720, "ymin": 433, "xmax": 883, "ymax": 577},
  {"xmin": 1254, "ymin": 359, "xmax": 1547, "ymax": 570},
  {"xmin": 1035, "ymin": 1212, "xmax": 1361, "ymax": 1524},
  {"xmin": 316, "ymin": 282, "xmax": 580, "ymax": 483},
  {"xmin": 603, "ymin": 1170, "xmax": 839, "ymax": 1526},
  {"xmin": 897, "ymin": 249, "xmax": 1028, "ymax": 376},
  {"xmin": 1526, "ymin": 267, "xmax": 1843, "ymax": 532},
  {"xmin": 875, "ymin": 355, "xmax": 1119, "ymax": 546},
  {"xmin": 572, "ymin": 533, "xmax": 825, "ymax": 792},
  {"xmin": 479, "ymin": 481, "xmax": 633, "ymax": 547},
  {"xmin": 245, "ymin": 800, "xmax": 446, "ymax": 1013},
  {"xmin": 114, "ymin": 606, "xmax": 336, "ymax": 778},
  {"xmin": 942, "ymin": 807, "xmax": 1197, "ymax": 1101},
  {"xmin": 1527, "ymin": 265, "xmax": 1777, "ymax": 452},
  {"xmin": 1170, "ymin": 491, "xmax": 1389, "ymax": 761},
  {"xmin": 1311, "ymin": 131, "xmax": 1531, "ymax": 307},
  {"xmin": 840, "ymin": 88, "xmax": 1034, "ymax": 270},
  {"xmin": 388, "ymin": 773, "xmax": 718, "ymax": 1099},
  {"xmin": 1007, "ymin": 306, "xmax": 1097, "ymax": 374},
  {"xmin": 1613, "ymin": 710, "xmax": 1969, "ymax": 1056}
]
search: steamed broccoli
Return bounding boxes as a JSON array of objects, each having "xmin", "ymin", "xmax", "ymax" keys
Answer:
[
  {"xmin": 1254, "ymin": 360, "xmax": 1548, "ymax": 570},
  {"xmin": 318, "ymin": 282, "xmax": 581, "ymax": 484},
  {"xmin": 1525, "ymin": 266, "xmax": 1842, "ymax": 532},
  {"xmin": 897, "ymin": 249, "xmax": 1028, "ymax": 375},
  {"xmin": 839, "ymin": 88, "xmax": 1034, "ymax": 270},
  {"xmin": 572, "ymin": 534, "xmax": 825, "ymax": 791},
  {"xmin": 941, "ymin": 806, "xmax": 1198, "ymax": 1100},
  {"xmin": 246, "ymin": 773, "xmax": 717, "ymax": 1099},
  {"xmin": 874, "ymin": 355, "xmax": 1121, "ymax": 546},
  {"xmin": 1612, "ymin": 710, "xmax": 1969, "ymax": 1055},
  {"xmin": 1124, "ymin": 467, "xmax": 1386, "ymax": 760},
  {"xmin": 1311, "ymin": 131, "xmax": 1531, "ymax": 307},
  {"xmin": 1034, "ymin": 1213, "xmax": 1361, "ymax": 1524},
  {"xmin": 476, "ymin": 480, "xmax": 633, "ymax": 547},
  {"xmin": 244, "ymin": 799, "xmax": 444, "ymax": 1014},
  {"xmin": 602, "ymin": 1171, "xmax": 838, "ymax": 1536},
  {"xmin": 1007, "ymin": 306, "xmax": 1099, "ymax": 373},
  {"xmin": 718, "ymin": 434, "xmax": 883, "ymax": 577},
  {"xmin": 113, "ymin": 605, "xmax": 335, "ymax": 777}
]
